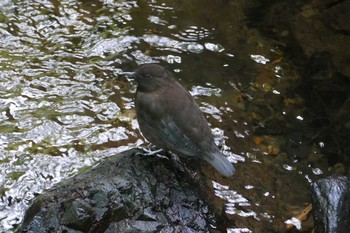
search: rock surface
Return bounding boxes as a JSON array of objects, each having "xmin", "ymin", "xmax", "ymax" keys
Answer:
[
  {"xmin": 311, "ymin": 176, "xmax": 350, "ymax": 233},
  {"xmin": 16, "ymin": 149, "xmax": 225, "ymax": 233}
]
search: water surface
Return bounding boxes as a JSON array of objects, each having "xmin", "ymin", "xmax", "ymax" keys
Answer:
[{"xmin": 0, "ymin": 0, "xmax": 328, "ymax": 232}]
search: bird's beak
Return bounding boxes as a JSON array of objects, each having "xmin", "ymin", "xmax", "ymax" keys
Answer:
[{"xmin": 120, "ymin": 71, "xmax": 136, "ymax": 79}]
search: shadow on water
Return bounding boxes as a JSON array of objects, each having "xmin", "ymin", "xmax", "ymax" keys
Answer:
[{"xmin": 0, "ymin": 0, "xmax": 346, "ymax": 232}]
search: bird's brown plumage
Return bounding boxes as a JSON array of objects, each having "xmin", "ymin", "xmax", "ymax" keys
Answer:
[{"xmin": 128, "ymin": 64, "xmax": 235, "ymax": 177}]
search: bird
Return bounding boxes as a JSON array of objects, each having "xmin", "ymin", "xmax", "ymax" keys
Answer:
[{"xmin": 122, "ymin": 64, "xmax": 235, "ymax": 177}]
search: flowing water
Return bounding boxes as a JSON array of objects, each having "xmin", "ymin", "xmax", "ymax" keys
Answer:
[{"xmin": 0, "ymin": 0, "xmax": 331, "ymax": 232}]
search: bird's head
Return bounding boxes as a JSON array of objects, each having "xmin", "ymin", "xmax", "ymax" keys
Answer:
[{"xmin": 121, "ymin": 64, "xmax": 172, "ymax": 92}]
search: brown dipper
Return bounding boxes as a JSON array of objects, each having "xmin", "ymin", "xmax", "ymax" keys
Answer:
[{"xmin": 124, "ymin": 64, "xmax": 235, "ymax": 177}]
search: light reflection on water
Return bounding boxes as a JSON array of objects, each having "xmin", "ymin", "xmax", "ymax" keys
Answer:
[
  {"xmin": 0, "ymin": 0, "xmax": 143, "ymax": 230},
  {"xmin": 213, "ymin": 180, "xmax": 256, "ymax": 215}
]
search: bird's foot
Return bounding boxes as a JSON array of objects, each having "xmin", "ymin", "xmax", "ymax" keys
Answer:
[{"xmin": 136, "ymin": 146, "xmax": 169, "ymax": 159}]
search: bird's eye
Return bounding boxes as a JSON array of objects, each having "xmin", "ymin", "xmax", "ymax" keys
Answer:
[{"xmin": 145, "ymin": 74, "xmax": 151, "ymax": 78}]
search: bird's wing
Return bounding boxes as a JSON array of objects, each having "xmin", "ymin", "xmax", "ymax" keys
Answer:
[
  {"xmin": 154, "ymin": 87, "xmax": 212, "ymax": 156},
  {"xmin": 138, "ymin": 108, "xmax": 200, "ymax": 156},
  {"xmin": 156, "ymin": 115, "xmax": 200, "ymax": 156}
]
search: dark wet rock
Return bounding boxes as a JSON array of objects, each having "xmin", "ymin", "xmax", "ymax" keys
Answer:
[
  {"xmin": 16, "ymin": 149, "xmax": 223, "ymax": 233},
  {"xmin": 311, "ymin": 176, "xmax": 350, "ymax": 233}
]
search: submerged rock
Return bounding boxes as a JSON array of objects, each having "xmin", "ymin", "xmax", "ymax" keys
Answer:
[
  {"xmin": 311, "ymin": 176, "xmax": 350, "ymax": 233},
  {"xmin": 16, "ymin": 149, "xmax": 222, "ymax": 233}
]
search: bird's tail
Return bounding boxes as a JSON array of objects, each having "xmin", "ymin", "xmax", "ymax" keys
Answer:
[{"xmin": 204, "ymin": 151, "xmax": 235, "ymax": 177}]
